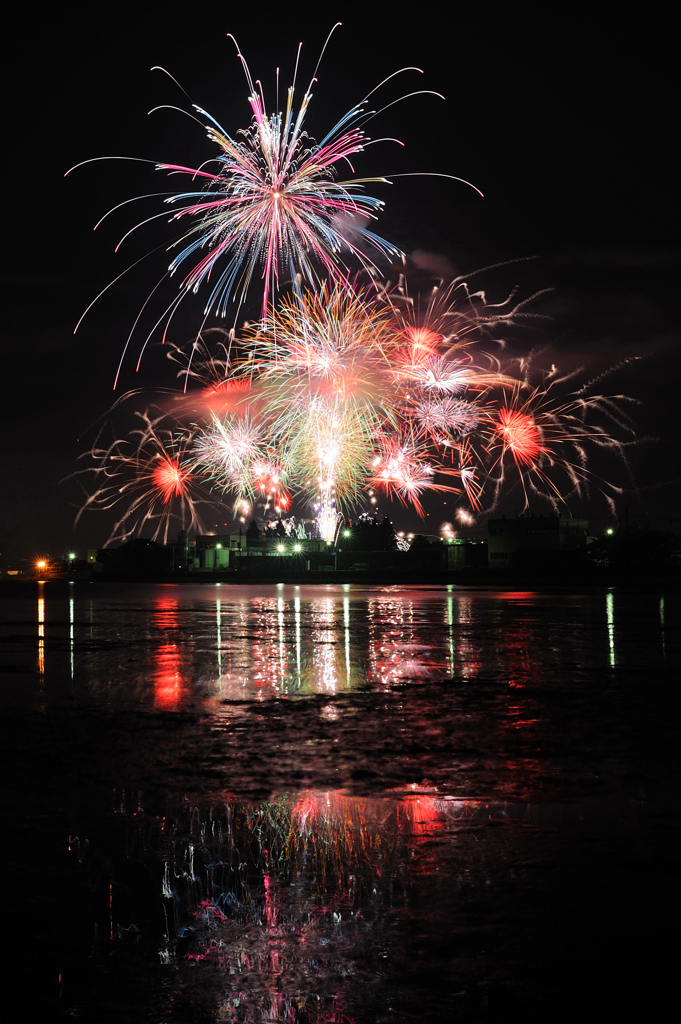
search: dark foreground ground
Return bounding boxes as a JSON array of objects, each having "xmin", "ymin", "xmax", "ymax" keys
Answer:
[{"xmin": 4, "ymin": 653, "xmax": 680, "ymax": 1022}]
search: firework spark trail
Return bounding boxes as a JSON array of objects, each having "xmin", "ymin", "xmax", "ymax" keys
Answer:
[
  {"xmin": 74, "ymin": 269, "xmax": 637, "ymax": 543},
  {"xmin": 366, "ymin": 435, "xmax": 459, "ymax": 517},
  {"xmin": 67, "ymin": 31, "xmax": 638, "ymax": 541},
  {"xmin": 72, "ymin": 410, "xmax": 215, "ymax": 545},
  {"xmin": 66, "ymin": 26, "xmax": 483, "ymax": 384},
  {"xmin": 485, "ymin": 374, "xmax": 638, "ymax": 513}
]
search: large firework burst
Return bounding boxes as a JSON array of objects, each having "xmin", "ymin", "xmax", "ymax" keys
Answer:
[
  {"xmin": 68, "ymin": 31, "xmax": 637, "ymax": 544},
  {"xmin": 67, "ymin": 26, "xmax": 481, "ymax": 386},
  {"xmin": 75, "ymin": 275, "xmax": 635, "ymax": 543}
]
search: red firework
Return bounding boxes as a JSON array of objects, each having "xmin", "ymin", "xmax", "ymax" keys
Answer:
[
  {"xmin": 152, "ymin": 457, "xmax": 192, "ymax": 503},
  {"xmin": 495, "ymin": 408, "xmax": 543, "ymax": 467}
]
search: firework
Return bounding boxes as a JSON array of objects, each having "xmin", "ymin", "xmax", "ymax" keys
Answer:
[
  {"xmin": 73, "ymin": 409, "xmax": 214, "ymax": 545},
  {"xmin": 193, "ymin": 414, "xmax": 263, "ymax": 491},
  {"xmin": 496, "ymin": 406, "xmax": 543, "ymax": 466},
  {"xmin": 367, "ymin": 434, "xmax": 458, "ymax": 516},
  {"xmin": 68, "ymin": 29, "xmax": 636, "ymax": 541},
  {"xmin": 75, "ymin": 272, "xmax": 636, "ymax": 543},
  {"xmin": 229, "ymin": 285, "xmax": 399, "ymax": 534},
  {"xmin": 486, "ymin": 368, "xmax": 638, "ymax": 512},
  {"xmin": 67, "ymin": 26, "xmax": 481, "ymax": 384}
]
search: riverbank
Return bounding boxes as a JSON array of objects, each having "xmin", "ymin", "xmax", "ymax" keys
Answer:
[{"xmin": 3, "ymin": 568, "xmax": 680, "ymax": 589}]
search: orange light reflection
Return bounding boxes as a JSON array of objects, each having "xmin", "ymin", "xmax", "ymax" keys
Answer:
[{"xmin": 37, "ymin": 590, "xmax": 45, "ymax": 680}]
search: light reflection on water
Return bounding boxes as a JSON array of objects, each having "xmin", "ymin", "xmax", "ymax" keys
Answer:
[
  {"xmin": 37, "ymin": 585, "xmax": 45, "ymax": 682},
  {"xmin": 69, "ymin": 785, "xmax": 651, "ymax": 1023},
  {"xmin": 3, "ymin": 583, "xmax": 678, "ymax": 1020},
  {"xmin": 0, "ymin": 582, "xmax": 676, "ymax": 711}
]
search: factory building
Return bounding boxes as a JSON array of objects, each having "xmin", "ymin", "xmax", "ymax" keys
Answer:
[{"xmin": 487, "ymin": 516, "xmax": 588, "ymax": 568}]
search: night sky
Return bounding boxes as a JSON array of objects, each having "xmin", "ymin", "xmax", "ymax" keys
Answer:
[{"xmin": 2, "ymin": 7, "xmax": 678, "ymax": 566}]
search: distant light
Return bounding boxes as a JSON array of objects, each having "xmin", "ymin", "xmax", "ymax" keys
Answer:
[
  {"xmin": 343, "ymin": 530, "xmax": 350, "ymax": 537},
  {"xmin": 216, "ymin": 543, "xmax": 222, "ymax": 549},
  {"xmin": 36, "ymin": 560, "xmax": 46, "ymax": 569},
  {"xmin": 68, "ymin": 553, "xmax": 76, "ymax": 560},
  {"xmin": 277, "ymin": 544, "xmax": 285, "ymax": 553},
  {"xmin": 606, "ymin": 528, "xmax": 614, "ymax": 535},
  {"xmin": 294, "ymin": 543, "xmax": 301, "ymax": 552}
]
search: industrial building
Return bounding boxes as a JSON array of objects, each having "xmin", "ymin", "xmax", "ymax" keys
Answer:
[{"xmin": 487, "ymin": 515, "xmax": 589, "ymax": 568}]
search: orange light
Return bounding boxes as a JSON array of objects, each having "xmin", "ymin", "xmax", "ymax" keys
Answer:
[{"xmin": 36, "ymin": 560, "xmax": 47, "ymax": 569}]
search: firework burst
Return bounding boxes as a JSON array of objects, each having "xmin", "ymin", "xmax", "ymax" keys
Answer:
[
  {"xmin": 486, "ymin": 367, "xmax": 638, "ymax": 513},
  {"xmin": 68, "ymin": 32, "xmax": 638, "ymax": 543},
  {"xmin": 75, "ymin": 276, "xmax": 636, "ymax": 542},
  {"xmin": 73, "ymin": 409, "xmax": 213, "ymax": 545},
  {"xmin": 67, "ymin": 26, "xmax": 482, "ymax": 386},
  {"xmin": 366, "ymin": 434, "xmax": 459, "ymax": 516}
]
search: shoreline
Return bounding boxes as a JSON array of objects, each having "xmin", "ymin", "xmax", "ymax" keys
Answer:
[{"xmin": 2, "ymin": 569, "xmax": 680, "ymax": 590}]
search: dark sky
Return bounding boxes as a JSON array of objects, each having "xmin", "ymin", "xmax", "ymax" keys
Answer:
[{"xmin": 1, "ymin": 6, "xmax": 678, "ymax": 564}]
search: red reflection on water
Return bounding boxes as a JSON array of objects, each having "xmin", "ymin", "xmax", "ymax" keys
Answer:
[
  {"xmin": 397, "ymin": 792, "xmax": 445, "ymax": 836},
  {"xmin": 291, "ymin": 794, "xmax": 321, "ymax": 827},
  {"xmin": 503, "ymin": 758, "xmax": 545, "ymax": 802},
  {"xmin": 264, "ymin": 869, "xmax": 278, "ymax": 929},
  {"xmin": 153, "ymin": 594, "xmax": 187, "ymax": 709},
  {"xmin": 493, "ymin": 621, "xmax": 546, "ymax": 797},
  {"xmin": 498, "ymin": 622, "xmax": 538, "ymax": 690},
  {"xmin": 291, "ymin": 789, "xmax": 445, "ymax": 842}
]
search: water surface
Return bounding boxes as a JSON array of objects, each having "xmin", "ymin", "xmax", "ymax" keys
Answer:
[
  {"xmin": 1, "ymin": 581, "xmax": 674, "ymax": 710},
  {"xmin": 2, "ymin": 581, "xmax": 678, "ymax": 1021}
]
